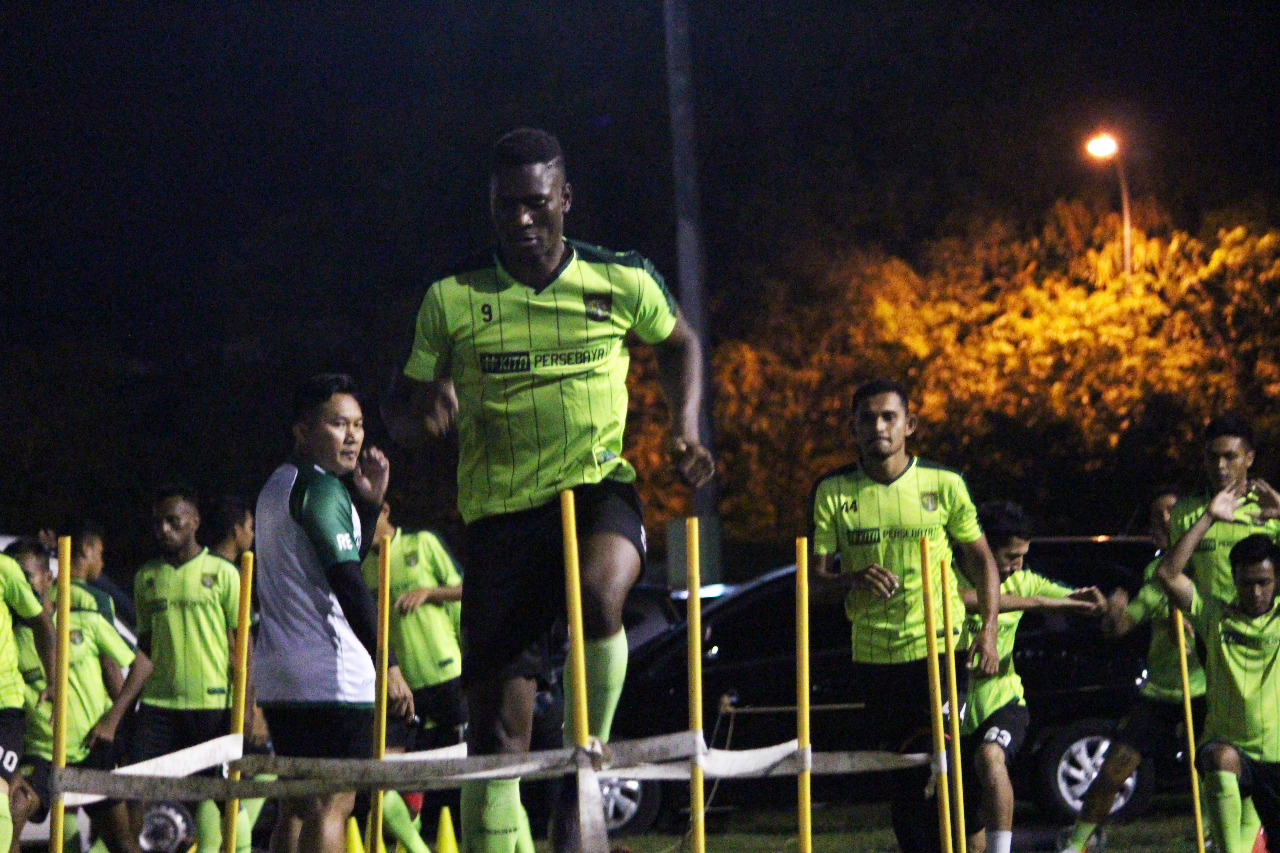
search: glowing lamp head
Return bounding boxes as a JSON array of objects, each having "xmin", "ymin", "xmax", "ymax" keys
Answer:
[{"xmin": 1087, "ymin": 134, "xmax": 1118, "ymax": 159}]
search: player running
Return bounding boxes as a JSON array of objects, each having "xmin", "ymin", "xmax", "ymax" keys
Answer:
[
  {"xmin": 957, "ymin": 502, "xmax": 1104, "ymax": 853},
  {"xmin": 400, "ymin": 128, "xmax": 713, "ymax": 853},
  {"xmin": 6, "ymin": 538, "xmax": 153, "ymax": 853},
  {"xmin": 810, "ymin": 378, "xmax": 1001, "ymax": 853},
  {"xmin": 1156, "ymin": 482, "xmax": 1280, "ymax": 853}
]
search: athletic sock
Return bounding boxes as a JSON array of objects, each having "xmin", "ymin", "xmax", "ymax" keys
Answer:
[
  {"xmin": 1241, "ymin": 795, "xmax": 1262, "ymax": 851},
  {"xmin": 383, "ymin": 790, "xmax": 430, "ymax": 853},
  {"xmin": 1066, "ymin": 820, "xmax": 1097, "ymax": 851},
  {"xmin": 514, "ymin": 801, "xmax": 535, "ymax": 853},
  {"xmin": 988, "ymin": 829, "xmax": 1013, "ymax": 853},
  {"xmin": 87, "ymin": 839, "xmax": 109, "ymax": 853},
  {"xmin": 1205, "ymin": 770, "xmax": 1245, "ymax": 853},
  {"xmin": 461, "ymin": 779, "xmax": 521, "ymax": 853},
  {"xmin": 0, "ymin": 797, "xmax": 11, "ymax": 853},
  {"xmin": 566, "ymin": 629, "xmax": 628, "ymax": 743},
  {"xmin": 195, "ymin": 799, "xmax": 224, "ymax": 853}
]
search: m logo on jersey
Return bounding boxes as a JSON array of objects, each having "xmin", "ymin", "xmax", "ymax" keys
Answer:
[
  {"xmin": 920, "ymin": 492, "xmax": 939, "ymax": 512},
  {"xmin": 69, "ymin": 630, "xmax": 84, "ymax": 646},
  {"xmin": 584, "ymin": 294, "xmax": 612, "ymax": 322},
  {"xmin": 202, "ymin": 573, "xmax": 217, "ymax": 588}
]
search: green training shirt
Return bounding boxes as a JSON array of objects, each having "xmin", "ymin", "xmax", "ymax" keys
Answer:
[
  {"xmin": 810, "ymin": 457, "xmax": 982, "ymax": 664},
  {"xmin": 959, "ymin": 569, "xmax": 1071, "ymax": 735},
  {"xmin": 1169, "ymin": 494, "xmax": 1280, "ymax": 603},
  {"xmin": 134, "ymin": 549, "xmax": 239, "ymax": 710},
  {"xmin": 361, "ymin": 528, "xmax": 462, "ymax": 691},
  {"xmin": 404, "ymin": 240, "xmax": 679, "ymax": 523},
  {"xmin": 1125, "ymin": 558, "xmax": 1206, "ymax": 703},
  {"xmin": 18, "ymin": 600, "xmax": 134, "ymax": 764},
  {"xmin": 1188, "ymin": 589, "xmax": 1280, "ymax": 762},
  {"xmin": 0, "ymin": 554, "xmax": 44, "ymax": 710}
]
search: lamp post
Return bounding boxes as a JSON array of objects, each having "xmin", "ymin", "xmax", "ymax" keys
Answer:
[{"xmin": 1086, "ymin": 133, "xmax": 1132, "ymax": 276}]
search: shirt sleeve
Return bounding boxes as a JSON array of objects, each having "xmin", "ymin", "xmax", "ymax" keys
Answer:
[
  {"xmin": 1027, "ymin": 573, "xmax": 1073, "ymax": 599},
  {"xmin": 810, "ymin": 480, "xmax": 839, "ymax": 556},
  {"xmin": 423, "ymin": 533, "xmax": 462, "ymax": 587},
  {"xmin": 627, "ymin": 260, "xmax": 679, "ymax": 345},
  {"xmin": 221, "ymin": 563, "xmax": 241, "ymax": 633},
  {"xmin": 404, "ymin": 283, "xmax": 451, "ymax": 382},
  {"xmin": 0, "ymin": 557, "xmax": 42, "ymax": 621},
  {"xmin": 295, "ymin": 476, "xmax": 361, "ymax": 569},
  {"xmin": 942, "ymin": 473, "xmax": 982, "ymax": 544},
  {"xmin": 1185, "ymin": 587, "xmax": 1210, "ymax": 635},
  {"xmin": 1125, "ymin": 581, "xmax": 1166, "ymax": 625},
  {"xmin": 133, "ymin": 568, "xmax": 152, "ymax": 641},
  {"xmin": 93, "ymin": 613, "xmax": 136, "ymax": 669}
]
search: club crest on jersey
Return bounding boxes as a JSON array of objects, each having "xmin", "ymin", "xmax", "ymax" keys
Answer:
[
  {"xmin": 920, "ymin": 492, "xmax": 939, "ymax": 512},
  {"xmin": 405, "ymin": 553, "xmax": 418, "ymax": 568},
  {"xmin": 69, "ymin": 630, "xmax": 84, "ymax": 646},
  {"xmin": 584, "ymin": 294, "xmax": 612, "ymax": 322},
  {"xmin": 202, "ymin": 573, "xmax": 217, "ymax": 588}
]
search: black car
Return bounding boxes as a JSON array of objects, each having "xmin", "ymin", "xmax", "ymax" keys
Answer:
[{"xmin": 599, "ymin": 536, "xmax": 1176, "ymax": 834}]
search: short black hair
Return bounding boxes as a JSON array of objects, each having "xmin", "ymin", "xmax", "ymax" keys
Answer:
[
  {"xmin": 292, "ymin": 372, "xmax": 359, "ymax": 426},
  {"xmin": 1204, "ymin": 412, "xmax": 1255, "ymax": 450},
  {"xmin": 491, "ymin": 128, "xmax": 566, "ymax": 177},
  {"xmin": 61, "ymin": 515, "xmax": 105, "ymax": 559},
  {"xmin": 1229, "ymin": 533, "xmax": 1280, "ymax": 576},
  {"xmin": 153, "ymin": 483, "xmax": 201, "ymax": 511},
  {"xmin": 4, "ymin": 537, "xmax": 48, "ymax": 564},
  {"xmin": 978, "ymin": 501, "xmax": 1035, "ymax": 550},
  {"xmin": 203, "ymin": 494, "xmax": 252, "ymax": 546},
  {"xmin": 851, "ymin": 378, "xmax": 911, "ymax": 413}
]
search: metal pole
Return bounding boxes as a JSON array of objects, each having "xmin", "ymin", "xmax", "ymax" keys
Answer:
[
  {"xmin": 222, "ymin": 551, "xmax": 256, "ymax": 853},
  {"xmin": 1115, "ymin": 157, "xmax": 1132, "ymax": 275},
  {"xmin": 919, "ymin": 537, "xmax": 954, "ymax": 853},
  {"xmin": 1174, "ymin": 610, "xmax": 1207, "ymax": 853},
  {"xmin": 796, "ymin": 538, "xmax": 812, "ymax": 853},
  {"xmin": 686, "ymin": 518, "xmax": 705, "ymax": 853},
  {"xmin": 365, "ymin": 538, "xmax": 391, "ymax": 853}
]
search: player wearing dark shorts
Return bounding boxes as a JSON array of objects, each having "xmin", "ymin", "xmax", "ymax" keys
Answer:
[
  {"xmin": 811, "ymin": 380, "xmax": 1002, "ymax": 853},
  {"xmin": 957, "ymin": 503, "xmax": 1104, "ymax": 853},
  {"xmin": 401, "ymin": 128, "xmax": 713, "ymax": 853}
]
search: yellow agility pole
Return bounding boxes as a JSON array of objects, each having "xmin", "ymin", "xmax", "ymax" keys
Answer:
[
  {"xmin": 561, "ymin": 491, "xmax": 590, "ymax": 749},
  {"xmin": 222, "ymin": 551, "xmax": 257, "ymax": 853},
  {"xmin": 796, "ymin": 537, "xmax": 812, "ymax": 853},
  {"xmin": 919, "ymin": 536, "xmax": 954, "ymax": 853},
  {"xmin": 365, "ymin": 536, "xmax": 392, "ymax": 853},
  {"xmin": 1174, "ymin": 609, "xmax": 1207, "ymax": 853},
  {"xmin": 686, "ymin": 517, "xmax": 705, "ymax": 853},
  {"xmin": 939, "ymin": 558, "xmax": 967, "ymax": 853},
  {"xmin": 50, "ymin": 536, "xmax": 73, "ymax": 852}
]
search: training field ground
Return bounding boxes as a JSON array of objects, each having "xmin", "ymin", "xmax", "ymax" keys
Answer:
[{"xmin": 579, "ymin": 796, "xmax": 1199, "ymax": 852}]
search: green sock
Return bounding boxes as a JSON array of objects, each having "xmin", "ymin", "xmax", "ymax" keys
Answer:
[
  {"xmin": 88, "ymin": 840, "xmax": 110, "ymax": 853},
  {"xmin": 383, "ymin": 790, "xmax": 430, "ymax": 853},
  {"xmin": 461, "ymin": 779, "xmax": 521, "ymax": 853},
  {"xmin": 0, "ymin": 797, "xmax": 11, "ymax": 853},
  {"xmin": 235, "ymin": 805, "xmax": 252, "ymax": 853},
  {"xmin": 195, "ymin": 799, "xmax": 224, "ymax": 853},
  {"xmin": 1241, "ymin": 795, "xmax": 1262, "ymax": 851},
  {"xmin": 1205, "ymin": 770, "xmax": 1245, "ymax": 853},
  {"xmin": 1066, "ymin": 820, "xmax": 1097, "ymax": 850},
  {"xmin": 565, "ymin": 630, "xmax": 628, "ymax": 743},
  {"xmin": 514, "ymin": 801, "xmax": 534, "ymax": 853}
]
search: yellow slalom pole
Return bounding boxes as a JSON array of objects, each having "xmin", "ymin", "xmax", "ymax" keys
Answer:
[
  {"xmin": 561, "ymin": 491, "xmax": 590, "ymax": 750},
  {"xmin": 939, "ymin": 558, "xmax": 967, "ymax": 853},
  {"xmin": 919, "ymin": 537, "xmax": 954, "ymax": 853},
  {"xmin": 366, "ymin": 536, "xmax": 392, "ymax": 853},
  {"xmin": 1174, "ymin": 609, "xmax": 1207, "ymax": 853},
  {"xmin": 50, "ymin": 537, "xmax": 73, "ymax": 852},
  {"xmin": 222, "ymin": 551, "xmax": 257, "ymax": 853},
  {"xmin": 686, "ymin": 517, "xmax": 705, "ymax": 853},
  {"xmin": 796, "ymin": 538, "xmax": 812, "ymax": 853}
]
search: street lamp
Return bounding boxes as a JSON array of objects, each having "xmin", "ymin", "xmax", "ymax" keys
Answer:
[{"xmin": 1086, "ymin": 132, "xmax": 1132, "ymax": 276}]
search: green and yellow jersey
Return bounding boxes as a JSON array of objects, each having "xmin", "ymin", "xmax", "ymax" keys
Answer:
[
  {"xmin": 1187, "ymin": 590, "xmax": 1280, "ymax": 762},
  {"xmin": 404, "ymin": 241, "xmax": 679, "ymax": 523},
  {"xmin": 959, "ymin": 569, "xmax": 1072, "ymax": 735},
  {"xmin": 133, "ymin": 549, "xmax": 239, "ymax": 710},
  {"xmin": 1125, "ymin": 558, "xmax": 1206, "ymax": 703},
  {"xmin": 361, "ymin": 528, "xmax": 462, "ymax": 691},
  {"xmin": 17, "ymin": 600, "xmax": 134, "ymax": 764},
  {"xmin": 1169, "ymin": 494, "xmax": 1280, "ymax": 603},
  {"xmin": 810, "ymin": 457, "xmax": 982, "ymax": 664},
  {"xmin": 0, "ymin": 554, "xmax": 44, "ymax": 711}
]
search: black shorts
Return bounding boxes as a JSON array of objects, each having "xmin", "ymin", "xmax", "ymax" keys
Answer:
[
  {"xmin": 462, "ymin": 479, "xmax": 646, "ymax": 683},
  {"xmin": 1198, "ymin": 742, "xmax": 1280, "ymax": 840},
  {"xmin": 129, "ymin": 705, "xmax": 231, "ymax": 768},
  {"xmin": 262, "ymin": 704, "xmax": 374, "ymax": 760},
  {"xmin": 0, "ymin": 707, "xmax": 25, "ymax": 783},
  {"xmin": 386, "ymin": 678, "xmax": 468, "ymax": 750},
  {"xmin": 1113, "ymin": 694, "xmax": 1206, "ymax": 756},
  {"xmin": 960, "ymin": 700, "xmax": 1030, "ymax": 829},
  {"xmin": 22, "ymin": 743, "xmax": 119, "ymax": 821},
  {"xmin": 853, "ymin": 653, "xmax": 969, "ymax": 753}
]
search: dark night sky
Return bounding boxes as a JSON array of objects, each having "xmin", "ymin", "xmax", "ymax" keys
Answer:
[{"xmin": 2, "ymin": 2, "xmax": 1278, "ymax": 560}]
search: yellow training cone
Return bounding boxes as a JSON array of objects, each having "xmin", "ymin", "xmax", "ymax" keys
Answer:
[
  {"xmin": 436, "ymin": 806, "xmax": 458, "ymax": 853},
  {"xmin": 347, "ymin": 816, "xmax": 367, "ymax": 853}
]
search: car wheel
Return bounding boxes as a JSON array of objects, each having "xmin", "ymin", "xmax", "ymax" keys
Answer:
[
  {"xmin": 600, "ymin": 777, "xmax": 662, "ymax": 836},
  {"xmin": 1034, "ymin": 719, "xmax": 1153, "ymax": 823}
]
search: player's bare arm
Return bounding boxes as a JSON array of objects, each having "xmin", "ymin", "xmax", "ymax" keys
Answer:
[
  {"xmin": 352, "ymin": 446, "xmax": 391, "ymax": 508},
  {"xmin": 652, "ymin": 313, "xmax": 715, "ymax": 488},
  {"xmin": 956, "ymin": 535, "xmax": 1001, "ymax": 675},
  {"xmin": 1101, "ymin": 587, "xmax": 1135, "ymax": 637},
  {"xmin": 1157, "ymin": 485, "xmax": 1244, "ymax": 611},
  {"xmin": 89, "ymin": 648, "xmax": 153, "ymax": 747},
  {"xmin": 25, "ymin": 604, "xmax": 57, "ymax": 705},
  {"xmin": 395, "ymin": 584, "xmax": 462, "ymax": 614},
  {"xmin": 405, "ymin": 377, "xmax": 458, "ymax": 440},
  {"xmin": 963, "ymin": 586, "xmax": 1104, "ymax": 615}
]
